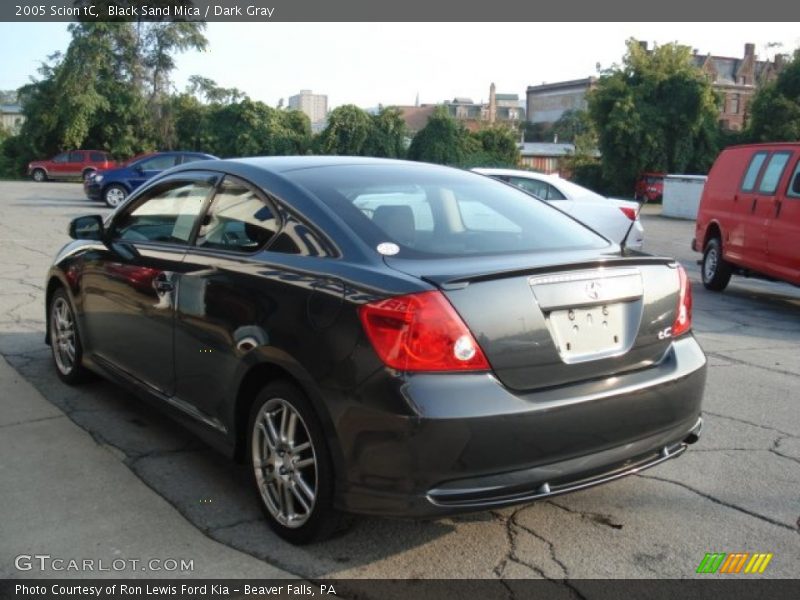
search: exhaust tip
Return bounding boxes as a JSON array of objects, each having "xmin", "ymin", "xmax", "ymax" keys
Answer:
[{"xmin": 683, "ymin": 417, "xmax": 703, "ymax": 445}]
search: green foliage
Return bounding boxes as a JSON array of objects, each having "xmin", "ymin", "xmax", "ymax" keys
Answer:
[
  {"xmin": 316, "ymin": 105, "xmax": 374, "ymax": 155},
  {"xmin": 408, "ymin": 108, "xmax": 520, "ymax": 167},
  {"xmin": 748, "ymin": 50, "xmax": 800, "ymax": 142},
  {"xmin": 551, "ymin": 109, "xmax": 592, "ymax": 143},
  {"xmin": 588, "ymin": 39, "xmax": 722, "ymax": 195},
  {"xmin": 363, "ymin": 107, "xmax": 407, "ymax": 158}
]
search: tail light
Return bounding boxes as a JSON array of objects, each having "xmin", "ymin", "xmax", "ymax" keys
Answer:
[
  {"xmin": 358, "ymin": 291, "xmax": 490, "ymax": 372},
  {"xmin": 619, "ymin": 206, "xmax": 637, "ymax": 221},
  {"xmin": 672, "ymin": 265, "xmax": 692, "ymax": 337}
]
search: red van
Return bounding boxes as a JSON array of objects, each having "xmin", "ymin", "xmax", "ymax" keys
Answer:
[{"xmin": 694, "ymin": 143, "xmax": 800, "ymax": 291}]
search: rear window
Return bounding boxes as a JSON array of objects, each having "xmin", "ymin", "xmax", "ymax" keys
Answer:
[
  {"xmin": 291, "ymin": 165, "xmax": 608, "ymax": 258},
  {"xmin": 741, "ymin": 152, "xmax": 768, "ymax": 192}
]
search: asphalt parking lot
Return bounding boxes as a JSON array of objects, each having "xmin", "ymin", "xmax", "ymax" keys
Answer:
[{"xmin": 0, "ymin": 181, "xmax": 798, "ymax": 579}]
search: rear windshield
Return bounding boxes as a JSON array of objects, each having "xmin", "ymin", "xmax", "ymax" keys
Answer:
[{"xmin": 291, "ymin": 164, "xmax": 609, "ymax": 258}]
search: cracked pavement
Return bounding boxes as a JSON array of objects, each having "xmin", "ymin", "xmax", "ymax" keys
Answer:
[{"xmin": 0, "ymin": 182, "xmax": 798, "ymax": 579}]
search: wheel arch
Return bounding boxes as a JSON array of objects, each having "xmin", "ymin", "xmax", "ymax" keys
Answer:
[
  {"xmin": 231, "ymin": 358, "xmax": 343, "ymax": 474},
  {"xmin": 702, "ymin": 220, "xmax": 723, "ymax": 250}
]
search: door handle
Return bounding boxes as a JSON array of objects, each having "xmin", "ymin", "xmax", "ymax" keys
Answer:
[
  {"xmin": 775, "ymin": 200, "xmax": 782, "ymax": 218},
  {"xmin": 750, "ymin": 198, "xmax": 758, "ymax": 213}
]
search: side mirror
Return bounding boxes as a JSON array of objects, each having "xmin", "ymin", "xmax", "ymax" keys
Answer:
[
  {"xmin": 134, "ymin": 165, "xmax": 145, "ymax": 174},
  {"xmin": 69, "ymin": 215, "xmax": 105, "ymax": 240}
]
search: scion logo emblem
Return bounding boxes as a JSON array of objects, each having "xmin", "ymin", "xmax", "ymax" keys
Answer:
[{"xmin": 585, "ymin": 280, "xmax": 602, "ymax": 300}]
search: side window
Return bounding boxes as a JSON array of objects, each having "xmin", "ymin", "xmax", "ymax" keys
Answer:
[
  {"xmin": 195, "ymin": 177, "xmax": 280, "ymax": 253},
  {"xmin": 546, "ymin": 184, "xmax": 567, "ymax": 201},
  {"xmin": 741, "ymin": 152, "xmax": 768, "ymax": 192},
  {"xmin": 53, "ymin": 153, "xmax": 68, "ymax": 163},
  {"xmin": 137, "ymin": 155, "xmax": 179, "ymax": 171},
  {"xmin": 786, "ymin": 160, "xmax": 800, "ymax": 199},
  {"xmin": 758, "ymin": 152, "xmax": 792, "ymax": 195},
  {"xmin": 509, "ymin": 176, "xmax": 548, "ymax": 199},
  {"xmin": 90, "ymin": 152, "xmax": 106, "ymax": 162},
  {"xmin": 69, "ymin": 151, "xmax": 84, "ymax": 163},
  {"xmin": 180, "ymin": 154, "xmax": 208, "ymax": 165},
  {"xmin": 112, "ymin": 181, "xmax": 212, "ymax": 244}
]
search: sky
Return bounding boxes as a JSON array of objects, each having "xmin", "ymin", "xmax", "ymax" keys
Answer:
[{"xmin": 1, "ymin": 22, "xmax": 799, "ymax": 108}]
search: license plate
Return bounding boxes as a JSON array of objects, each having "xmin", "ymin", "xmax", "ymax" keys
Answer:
[{"xmin": 548, "ymin": 303, "xmax": 626, "ymax": 362}]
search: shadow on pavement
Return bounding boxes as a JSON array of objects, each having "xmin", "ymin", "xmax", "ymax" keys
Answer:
[{"xmin": 0, "ymin": 331, "xmax": 454, "ymax": 577}]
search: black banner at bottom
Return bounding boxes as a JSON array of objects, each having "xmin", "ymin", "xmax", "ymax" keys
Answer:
[{"xmin": 2, "ymin": 579, "xmax": 798, "ymax": 600}]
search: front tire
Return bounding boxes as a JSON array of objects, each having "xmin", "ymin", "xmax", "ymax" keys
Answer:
[
  {"xmin": 103, "ymin": 184, "xmax": 127, "ymax": 208},
  {"xmin": 32, "ymin": 169, "xmax": 47, "ymax": 182},
  {"xmin": 702, "ymin": 237, "xmax": 732, "ymax": 291},
  {"xmin": 49, "ymin": 288, "xmax": 91, "ymax": 384},
  {"xmin": 248, "ymin": 381, "xmax": 346, "ymax": 544}
]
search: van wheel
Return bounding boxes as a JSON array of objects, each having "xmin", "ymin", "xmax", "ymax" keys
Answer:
[
  {"xmin": 248, "ymin": 381, "xmax": 349, "ymax": 544},
  {"xmin": 702, "ymin": 237, "xmax": 732, "ymax": 291}
]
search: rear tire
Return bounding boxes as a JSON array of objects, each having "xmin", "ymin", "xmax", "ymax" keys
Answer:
[
  {"xmin": 49, "ymin": 288, "xmax": 91, "ymax": 385},
  {"xmin": 247, "ymin": 381, "xmax": 348, "ymax": 544},
  {"xmin": 702, "ymin": 237, "xmax": 732, "ymax": 291},
  {"xmin": 32, "ymin": 169, "xmax": 47, "ymax": 182}
]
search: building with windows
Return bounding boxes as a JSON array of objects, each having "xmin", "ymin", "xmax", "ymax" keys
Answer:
[
  {"xmin": 287, "ymin": 90, "xmax": 328, "ymax": 127},
  {"xmin": 0, "ymin": 104, "xmax": 24, "ymax": 133},
  {"xmin": 526, "ymin": 43, "xmax": 787, "ymax": 132},
  {"xmin": 443, "ymin": 83, "xmax": 522, "ymax": 131}
]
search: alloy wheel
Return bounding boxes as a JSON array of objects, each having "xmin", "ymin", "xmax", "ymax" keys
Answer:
[
  {"xmin": 251, "ymin": 397, "xmax": 318, "ymax": 528},
  {"xmin": 51, "ymin": 297, "xmax": 76, "ymax": 375},
  {"xmin": 105, "ymin": 186, "xmax": 126, "ymax": 207},
  {"xmin": 703, "ymin": 246, "xmax": 718, "ymax": 282}
]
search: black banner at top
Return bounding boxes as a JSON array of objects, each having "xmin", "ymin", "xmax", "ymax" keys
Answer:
[{"xmin": 2, "ymin": 0, "xmax": 799, "ymax": 22}]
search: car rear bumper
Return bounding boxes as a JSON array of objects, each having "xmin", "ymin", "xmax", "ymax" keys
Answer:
[{"xmin": 333, "ymin": 335, "xmax": 706, "ymax": 518}]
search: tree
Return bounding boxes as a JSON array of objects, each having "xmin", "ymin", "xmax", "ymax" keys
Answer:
[
  {"xmin": 551, "ymin": 109, "xmax": 591, "ymax": 143},
  {"xmin": 364, "ymin": 107, "xmax": 407, "ymax": 158},
  {"xmin": 470, "ymin": 126, "xmax": 520, "ymax": 167},
  {"xmin": 588, "ymin": 39, "xmax": 721, "ymax": 195},
  {"xmin": 407, "ymin": 107, "xmax": 472, "ymax": 165},
  {"xmin": 748, "ymin": 50, "xmax": 800, "ymax": 141},
  {"xmin": 316, "ymin": 105, "xmax": 374, "ymax": 155}
]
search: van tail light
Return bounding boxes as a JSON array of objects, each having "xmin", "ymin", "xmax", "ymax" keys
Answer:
[
  {"xmin": 358, "ymin": 291, "xmax": 490, "ymax": 372},
  {"xmin": 672, "ymin": 265, "xmax": 692, "ymax": 337},
  {"xmin": 619, "ymin": 207, "xmax": 637, "ymax": 221}
]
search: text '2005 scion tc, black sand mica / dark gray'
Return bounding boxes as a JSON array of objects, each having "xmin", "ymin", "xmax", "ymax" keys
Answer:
[{"xmin": 45, "ymin": 157, "xmax": 706, "ymax": 543}]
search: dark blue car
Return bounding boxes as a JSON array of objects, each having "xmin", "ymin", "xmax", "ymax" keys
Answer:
[{"xmin": 84, "ymin": 151, "xmax": 217, "ymax": 207}]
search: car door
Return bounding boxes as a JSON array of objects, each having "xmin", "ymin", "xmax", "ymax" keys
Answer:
[
  {"xmin": 767, "ymin": 154, "xmax": 800, "ymax": 284},
  {"xmin": 173, "ymin": 175, "xmax": 288, "ymax": 421},
  {"xmin": 129, "ymin": 154, "xmax": 180, "ymax": 191},
  {"xmin": 65, "ymin": 151, "xmax": 85, "ymax": 177},
  {"xmin": 79, "ymin": 175, "xmax": 216, "ymax": 395},
  {"xmin": 731, "ymin": 150, "xmax": 770, "ymax": 265},
  {"xmin": 49, "ymin": 152, "xmax": 70, "ymax": 177},
  {"xmin": 744, "ymin": 151, "xmax": 793, "ymax": 271}
]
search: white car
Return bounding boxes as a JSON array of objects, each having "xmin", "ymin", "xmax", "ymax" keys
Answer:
[{"xmin": 473, "ymin": 168, "xmax": 645, "ymax": 250}]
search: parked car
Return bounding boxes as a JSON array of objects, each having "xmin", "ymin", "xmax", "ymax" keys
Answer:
[
  {"xmin": 84, "ymin": 151, "xmax": 217, "ymax": 208},
  {"xmin": 635, "ymin": 172, "xmax": 666, "ymax": 203},
  {"xmin": 473, "ymin": 168, "xmax": 645, "ymax": 250},
  {"xmin": 694, "ymin": 143, "xmax": 800, "ymax": 291},
  {"xmin": 28, "ymin": 150, "xmax": 116, "ymax": 182},
  {"xmin": 48, "ymin": 157, "xmax": 705, "ymax": 543}
]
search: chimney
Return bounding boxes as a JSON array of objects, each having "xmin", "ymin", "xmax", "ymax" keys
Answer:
[
  {"xmin": 744, "ymin": 43, "xmax": 755, "ymax": 57},
  {"xmin": 488, "ymin": 82, "xmax": 497, "ymax": 124}
]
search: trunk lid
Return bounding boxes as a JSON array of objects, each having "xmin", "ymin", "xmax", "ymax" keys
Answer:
[{"xmin": 385, "ymin": 251, "xmax": 681, "ymax": 390}]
